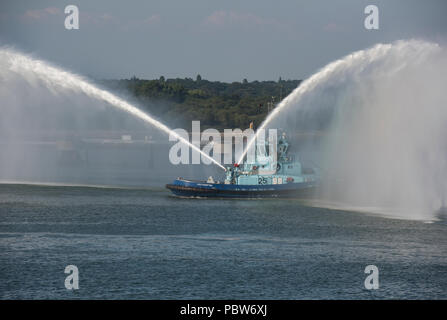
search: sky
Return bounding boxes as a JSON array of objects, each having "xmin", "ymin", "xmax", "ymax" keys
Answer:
[{"xmin": 1, "ymin": 0, "xmax": 446, "ymax": 82}]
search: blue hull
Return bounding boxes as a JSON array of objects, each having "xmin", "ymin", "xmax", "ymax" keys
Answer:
[{"xmin": 166, "ymin": 178, "xmax": 316, "ymax": 198}]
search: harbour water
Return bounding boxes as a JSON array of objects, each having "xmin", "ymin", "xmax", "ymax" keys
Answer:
[{"xmin": 0, "ymin": 183, "xmax": 445, "ymax": 299}]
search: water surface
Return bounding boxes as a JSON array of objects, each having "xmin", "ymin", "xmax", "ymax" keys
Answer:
[{"xmin": 0, "ymin": 184, "xmax": 445, "ymax": 299}]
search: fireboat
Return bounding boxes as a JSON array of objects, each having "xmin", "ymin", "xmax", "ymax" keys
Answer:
[{"xmin": 166, "ymin": 131, "xmax": 319, "ymax": 198}]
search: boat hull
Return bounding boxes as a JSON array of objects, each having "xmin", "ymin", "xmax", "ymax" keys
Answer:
[{"xmin": 166, "ymin": 179, "xmax": 316, "ymax": 198}]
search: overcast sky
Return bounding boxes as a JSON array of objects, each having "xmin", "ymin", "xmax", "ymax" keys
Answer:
[{"xmin": 1, "ymin": 0, "xmax": 446, "ymax": 82}]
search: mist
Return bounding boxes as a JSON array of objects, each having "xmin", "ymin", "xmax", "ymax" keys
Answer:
[{"xmin": 265, "ymin": 39, "xmax": 447, "ymax": 220}]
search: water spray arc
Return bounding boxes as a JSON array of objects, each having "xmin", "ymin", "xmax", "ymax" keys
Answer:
[
  {"xmin": 238, "ymin": 39, "xmax": 447, "ymax": 219},
  {"xmin": 237, "ymin": 40, "xmax": 439, "ymax": 165},
  {"xmin": 0, "ymin": 48, "xmax": 226, "ymax": 171}
]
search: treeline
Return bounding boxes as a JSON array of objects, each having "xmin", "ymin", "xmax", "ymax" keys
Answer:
[{"xmin": 100, "ymin": 75, "xmax": 301, "ymax": 130}]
